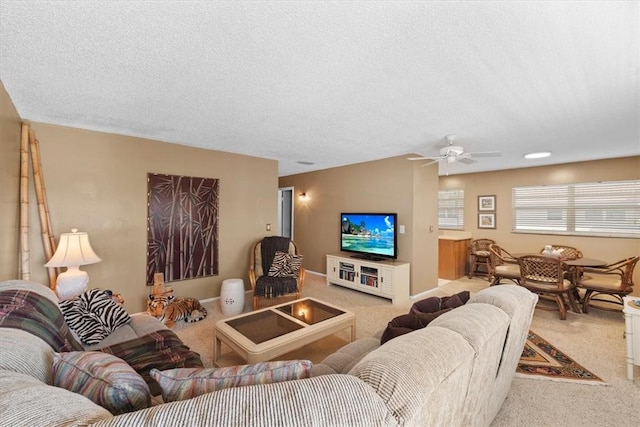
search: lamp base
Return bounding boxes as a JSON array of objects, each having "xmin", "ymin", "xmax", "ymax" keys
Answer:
[{"xmin": 56, "ymin": 267, "xmax": 89, "ymax": 300}]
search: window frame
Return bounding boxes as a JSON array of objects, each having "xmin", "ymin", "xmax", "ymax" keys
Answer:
[
  {"xmin": 512, "ymin": 180, "xmax": 640, "ymax": 238},
  {"xmin": 438, "ymin": 189, "xmax": 464, "ymax": 230}
]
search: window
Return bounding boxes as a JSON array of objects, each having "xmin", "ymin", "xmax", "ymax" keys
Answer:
[
  {"xmin": 512, "ymin": 180, "xmax": 640, "ymax": 238},
  {"xmin": 439, "ymin": 189, "xmax": 464, "ymax": 230}
]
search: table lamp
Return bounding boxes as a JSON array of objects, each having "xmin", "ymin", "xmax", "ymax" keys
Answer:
[{"xmin": 45, "ymin": 228, "xmax": 101, "ymax": 300}]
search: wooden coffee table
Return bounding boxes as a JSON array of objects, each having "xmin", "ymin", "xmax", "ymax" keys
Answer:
[{"xmin": 213, "ymin": 297, "xmax": 356, "ymax": 367}]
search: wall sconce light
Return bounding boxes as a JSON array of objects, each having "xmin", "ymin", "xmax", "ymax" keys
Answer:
[
  {"xmin": 45, "ymin": 229, "xmax": 101, "ymax": 300},
  {"xmin": 299, "ymin": 192, "xmax": 307, "ymax": 199}
]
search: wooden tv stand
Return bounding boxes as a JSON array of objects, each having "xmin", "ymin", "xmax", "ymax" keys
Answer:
[{"xmin": 325, "ymin": 253, "xmax": 410, "ymax": 304}]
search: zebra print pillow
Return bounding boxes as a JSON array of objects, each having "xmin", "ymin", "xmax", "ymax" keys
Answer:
[
  {"xmin": 267, "ymin": 251, "xmax": 303, "ymax": 278},
  {"xmin": 59, "ymin": 289, "xmax": 131, "ymax": 345}
]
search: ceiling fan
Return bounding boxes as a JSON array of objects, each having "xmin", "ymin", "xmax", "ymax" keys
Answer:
[{"xmin": 408, "ymin": 135, "xmax": 502, "ymax": 167}]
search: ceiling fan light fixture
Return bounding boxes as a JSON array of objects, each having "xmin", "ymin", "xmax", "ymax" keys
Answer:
[
  {"xmin": 440, "ymin": 145, "xmax": 464, "ymax": 156},
  {"xmin": 524, "ymin": 151, "xmax": 551, "ymax": 159}
]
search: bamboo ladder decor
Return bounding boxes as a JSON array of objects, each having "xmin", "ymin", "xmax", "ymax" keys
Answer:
[
  {"xmin": 19, "ymin": 123, "xmax": 30, "ymax": 280},
  {"xmin": 19, "ymin": 123, "xmax": 59, "ymax": 289}
]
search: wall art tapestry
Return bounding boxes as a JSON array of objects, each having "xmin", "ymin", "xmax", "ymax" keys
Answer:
[{"xmin": 147, "ymin": 173, "xmax": 219, "ymax": 285}]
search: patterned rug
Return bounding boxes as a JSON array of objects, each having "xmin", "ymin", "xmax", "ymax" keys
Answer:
[{"xmin": 516, "ymin": 330, "xmax": 605, "ymax": 385}]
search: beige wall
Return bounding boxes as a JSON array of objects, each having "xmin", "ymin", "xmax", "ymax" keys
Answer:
[
  {"xmin": 0, "ymin": 87, "xmax": 279, "ymax": 312},
  {"xmin": 279, "ymin": 155, "xmax": 440, "ymax": 296},
  {"xmin": 440, "ymin": 157, "xmax": 640, "ymax": 283},
  {"xmin": 0, "ymin": 82, "xmax": 21, "ymax": 281}
]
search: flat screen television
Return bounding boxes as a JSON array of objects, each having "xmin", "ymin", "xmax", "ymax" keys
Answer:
[{"xmin": 340, "ymin": 213, "xmax": 398, "ymax": 261}]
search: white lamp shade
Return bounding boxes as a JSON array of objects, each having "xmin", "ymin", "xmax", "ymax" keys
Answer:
[{"xmin": 45, "ymin": 229, "xmax": 101, "ymax": 267}]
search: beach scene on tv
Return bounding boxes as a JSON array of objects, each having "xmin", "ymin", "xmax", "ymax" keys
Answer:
[{"xmin": 341, "ymin": 214, "xmax": 395, "ymax": 257}]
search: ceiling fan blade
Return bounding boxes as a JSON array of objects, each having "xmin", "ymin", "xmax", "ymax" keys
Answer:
[
  {"xmin": 420, "ymin": 159, "xmax": 441, "ymax": 167},
  {"xmin": 458, "ymin": 157, "xmax": 477, "ymax": 164},
  {"xmin": 408, "ymin": 156, "xmax": 439, "ymax": 161},
  {"xmin": 468, "ymin": 151, "xmax": 502, "ymax": 158}
]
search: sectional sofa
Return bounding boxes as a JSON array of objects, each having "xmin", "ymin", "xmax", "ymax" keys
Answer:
[{"xmin": 0, "ymin": 279, "xmax": 537, "ymax": 426}]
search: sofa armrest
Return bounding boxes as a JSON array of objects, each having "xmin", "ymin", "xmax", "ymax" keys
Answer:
[{"xmin": 0, "ymin": 370, "xmax": 112, "ymax": 427}]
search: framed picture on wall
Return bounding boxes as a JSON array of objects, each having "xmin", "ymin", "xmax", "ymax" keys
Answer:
[
  {"xmin": 478, "ymin": 195, "xmax": 496, "ymax": 211},
  {"xmin": 478, "ymin": 213, "xmax": 496, "ymax": 229}
]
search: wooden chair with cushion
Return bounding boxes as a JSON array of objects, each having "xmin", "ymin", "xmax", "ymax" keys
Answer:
[
  {"xmin": 249, "ymin": 236, "xmax": 306, "ymax": 310},
  {"xmin": 577, "ymin": 256, "xmax": 639, "ymax": 313},
  {"xmin": 539, "ymin": 244, "xmax": 583, "ymax": 260},
  {"xmin": 468, "ymin": 238, "xmax": 496, "ymax": 279},
  {"xmin": 518, "ymin": 254, "xmax": 580, "ymax": 320},
  {"xmin": 488, "ymin": 244, "xmax": 520, "ymax": 286}
]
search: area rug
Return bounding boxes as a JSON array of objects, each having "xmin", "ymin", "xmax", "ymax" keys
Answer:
[{"xmin": 516, "ymin": 330, "xmax": 606, "ymax": 385}]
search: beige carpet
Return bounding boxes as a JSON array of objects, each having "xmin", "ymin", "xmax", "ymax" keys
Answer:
[{"xmin": 173, "ymin": 272, "xmax": 640, "ymax": 427}]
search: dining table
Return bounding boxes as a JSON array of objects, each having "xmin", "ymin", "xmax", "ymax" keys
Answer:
[{"xmin": 563, "ymin": 257, "xmax": 608, "ymax": 268}]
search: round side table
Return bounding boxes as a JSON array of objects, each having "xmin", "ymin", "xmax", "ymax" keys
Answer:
[{"xmin": 220, "ymin": 278, "xmax": 245, "ymax": 316}]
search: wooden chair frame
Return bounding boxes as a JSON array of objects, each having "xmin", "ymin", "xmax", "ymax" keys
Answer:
[
  {"xmin": 539, "ymin": 244, "xmax": 583, "ymax": 260},
  {"xmin": 249, "ymin": 239, "xmax": 305, "ymax": 310},
  {"xmin": 488, "ymin": 244, "xmax": 520, "ymax": 286},
  {"xmin": 518, "ymin": 255, "xmax": 580, "ymax": 320},
  {"xmin": 468, "ymin": 238, "xmax": 496, "ymax": 279},
  {"xmin": 578, "ymin": 256, "xmax": 639, "ymax": 313}
]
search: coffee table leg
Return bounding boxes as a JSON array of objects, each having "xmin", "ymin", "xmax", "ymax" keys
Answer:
[
  {"xmin": 213, "ymin": 331, "xmax": 221, "ymax": 367},
  {"xmin": 350, "ymin": 320, "xmax": 356, "ymax": 342}
]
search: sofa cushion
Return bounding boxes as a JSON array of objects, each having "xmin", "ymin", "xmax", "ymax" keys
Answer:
[
  {"xmin": 59, "ymin": 289, "xmax": 131, "ymax": 345},
  {"xmin": 52, "ymin": 351, "xmax": 152, "ymax": 415},
  {"xmin": 429, "ymin": 303, "xmax": 511, "ymax": 427},
  {"xmin": 150, "ymin": 360, "xmax": 312, "ymax": 402},
  {"xmin": 467, "ymin": 285, "xmax": 539, "ymax": 422},
  {"xmin": 0, "ymin": 369, "xmax": 112, "ymax": 425},
  {"xmin": 350, "ymin": 326, "xmax": 474, "ymax": 425},
  {"xmin": 311, "ymin": 336, "xmax": 381, "ymax": 376}
]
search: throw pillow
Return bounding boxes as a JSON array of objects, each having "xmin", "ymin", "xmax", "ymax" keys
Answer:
[
  {"xmin": 441, "ymin": 290, "xmax": 471, "ymax": 309},
  {"xmin": 52, "ymin": 351, "xmax": 151, "ymax": 415},
  {"xmin": 381, "ymin": 290, "xmax": 471, "ymax": 345},
  {"xmin": 267, "ymin": 251, "xmax": 303, "ymax": 278},
  {"xmin": 150, "ymin": 359, "xmax": 312, "ymax": 402},
  {"xmin": 409, "ymin": 296, "xmax": 442, "ymax": 315},
  {"xmin": 59, "ymin": 289, "xmax": 131, "ymax": 345},
  {"xmin": 380, "ymin": 313, "xmax": 421, "ymax": 345}
]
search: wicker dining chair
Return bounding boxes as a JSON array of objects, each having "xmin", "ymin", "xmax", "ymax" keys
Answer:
[
  {"xmin": 539, "ymin": 244, "xmax": 583, "ymax": 260},
  {"xmin": 488, "ymin": 244, "xmax": 521, "ymax": 286},
  {"xmin": 518, "ymin": 254, "xmax": 580, "ymax": 320},
  {"xmin": 468, "ymin": 238, "xmax": 496, "ymax": 279},
  {"xmin": 249, "ymin": 236, "xmax": 305, "ymax": 310},
  {"xmin": 578, "ymin": 256, "xmax": 639, "ymax": 313}
]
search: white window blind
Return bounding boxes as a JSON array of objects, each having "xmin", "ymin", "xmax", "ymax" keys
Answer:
[
  {"xmin": 512, "ymin": 180, "xmax": 640, "ymax": 238},
  {"xmin": 439, "ymin": 189, "xmax": 464, "ymax": 230}
]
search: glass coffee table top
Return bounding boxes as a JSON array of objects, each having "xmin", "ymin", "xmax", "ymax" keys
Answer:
[
  {"xmin": 224, "ymin": 298, "xmax": 346, "ymax": 344},
  {"xmin": 226, "ymin": 310, "xmax": 302, "ymax": 344},
  {"xmin": 276, "ymin": 299, "xmax": 344, "ymax": 325}
]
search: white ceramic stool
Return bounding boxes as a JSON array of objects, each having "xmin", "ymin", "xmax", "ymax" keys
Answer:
[{"xmin": 220, "ymin": 278, "xmax": 245, "ymax": 316}]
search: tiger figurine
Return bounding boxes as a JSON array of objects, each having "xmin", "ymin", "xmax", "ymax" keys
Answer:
[{"xmin": 147, "ymin": 294, "xmax": 207, "ymax": 328}]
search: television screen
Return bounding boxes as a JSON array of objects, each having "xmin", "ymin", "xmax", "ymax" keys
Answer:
[{"xmin": 340, "ymin": 213, "xmax": 398, "ymax": 260}]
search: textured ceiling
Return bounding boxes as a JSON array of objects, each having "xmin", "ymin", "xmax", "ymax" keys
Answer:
[{"xmin": 1, "ymin": 1, "xmax": 638, "ymax": 176}]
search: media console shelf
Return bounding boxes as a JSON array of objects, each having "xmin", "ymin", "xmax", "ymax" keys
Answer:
[{"xmin": 326, "ymin": 253, "xmax": 410, "ymax": 304}]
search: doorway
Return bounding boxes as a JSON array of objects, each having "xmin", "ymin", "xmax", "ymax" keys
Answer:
[{"xmin": 278, "ymin": 187, "xmax": 294, "ymax": 239}]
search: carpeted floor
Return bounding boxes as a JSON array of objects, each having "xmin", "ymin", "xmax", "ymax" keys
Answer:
[{"xmin": 172, "ymin": 272, "xmax": 640, "ymax": 427}]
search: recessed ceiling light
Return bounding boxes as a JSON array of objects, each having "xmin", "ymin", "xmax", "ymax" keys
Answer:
[{"xmin": 524, "ymin": 151, "xmax": 551, "ymax": 159}]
